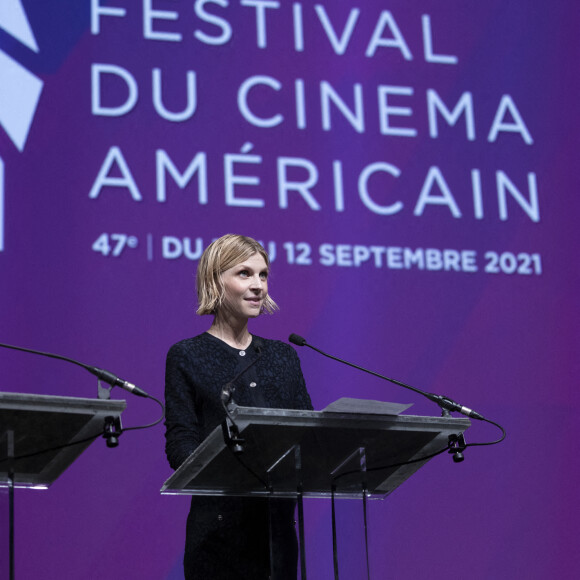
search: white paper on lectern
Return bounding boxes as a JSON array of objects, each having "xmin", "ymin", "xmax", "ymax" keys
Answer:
[{"xmin": 322, "ymin": 397, "xmax": 413, "ymax": 416}]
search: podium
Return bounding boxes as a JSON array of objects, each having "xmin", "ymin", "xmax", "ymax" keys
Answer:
[
  {"xmin": 161, "ymin": 402, "xmax": 471, "ymax": 578},
  {"xmin": 0, "ymin": 391, "xmax": 126, "ymax": 580}
]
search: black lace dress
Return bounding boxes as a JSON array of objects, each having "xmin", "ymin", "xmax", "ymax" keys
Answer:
[{"xmin": 164, "ymin": 332, "xmax": 313, "ymax": 580}]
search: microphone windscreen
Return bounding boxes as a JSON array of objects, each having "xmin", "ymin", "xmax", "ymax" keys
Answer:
[
  {"xmin": 253, "ymin": 337, "xmax": 264, "ymax": 353},
  {"xmin": 289, "ymin": 333, "xmax": 307, "ymax": 346}
]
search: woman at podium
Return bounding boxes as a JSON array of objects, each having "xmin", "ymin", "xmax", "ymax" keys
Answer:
[{"xmin": 164, "ymin": 234, "xmax": 313, "ymax": 580}]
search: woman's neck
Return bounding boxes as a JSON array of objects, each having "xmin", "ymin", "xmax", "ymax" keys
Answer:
[{"xmin": 207, "ymin": 317, "xmax": 252, "ymax": 350}]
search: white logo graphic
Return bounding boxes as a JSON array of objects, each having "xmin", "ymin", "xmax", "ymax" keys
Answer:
[{"xmin": 0, "ymin": 0, "xmax": 44, "ymax": 250}]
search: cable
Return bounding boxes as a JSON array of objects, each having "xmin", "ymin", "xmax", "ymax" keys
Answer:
[
  {"xmin": 331, "ymin": 441, "xmax": 454, "ymax": 485},
  {"xmin": 0, "ymin": 397, "xmax": 165, "ymax": 465},
  {"xmin": 121, "ymin": 394, "xmax": 165, "ymax": 432},
  {"xmin": 463, "ymin": 417, "xmax": 506, "ymax": 447}
]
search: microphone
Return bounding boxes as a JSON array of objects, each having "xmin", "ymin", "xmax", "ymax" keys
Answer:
[
  {"xmin": 0, "ymin": 342, "xmax": 149, "ymax": 398},
  {"xmin": 289, "ymin": 333, "xmax": 307, "ymax": 346},
  {"xmin": 288, "ymin": 333, "xmax": 484, "ymax": 421},
  {"xmin": 220, "ymin": 340, "xmax": 264, "ymax": 454},
  {"xmin": 220, "ymin": 341, "xmax": 263, "ymax": 404}
]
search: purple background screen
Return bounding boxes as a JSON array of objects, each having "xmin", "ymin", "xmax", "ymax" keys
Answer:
[{"xmin": 1, "ymin": 1, "xmax": 579, "ymax": 578}]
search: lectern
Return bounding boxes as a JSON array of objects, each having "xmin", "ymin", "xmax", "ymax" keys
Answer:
[
  {"xmin": 161, "ymin": 401, "xmax": 471, "ymax": 578},
  {"xmin": 0, "ymin": 391, "xmax": 126, "ymax": 580}
]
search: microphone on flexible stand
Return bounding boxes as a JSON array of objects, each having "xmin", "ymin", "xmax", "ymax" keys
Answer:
[
  {"xmin": 220, "ymin": 341, "xmax": 263, "ymax": 454},
  {"xmin": 288, "ymin": 333, "xmax": 485, "ymax": 421},
  {"xmin": 0, "ymin": 342, "xmax": 149, "ymax": 398}
]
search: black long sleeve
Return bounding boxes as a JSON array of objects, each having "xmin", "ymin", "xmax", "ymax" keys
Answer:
[{"xmin": 164, "ymin": 332, "xmax": 312, "ymax": 470}]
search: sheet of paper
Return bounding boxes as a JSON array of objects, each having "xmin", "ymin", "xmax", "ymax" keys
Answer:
[{"xmin": 322, "ymin": 397, "xmax": 413, "ymax": 416}]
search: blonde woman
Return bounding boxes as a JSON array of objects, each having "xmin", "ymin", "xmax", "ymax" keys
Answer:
[{"xmin": 164, "ymin": 234, "xmax": 312, "ymax": 580}]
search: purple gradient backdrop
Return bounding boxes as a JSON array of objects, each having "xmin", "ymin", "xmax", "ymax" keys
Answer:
[{"xmin": 1, "ymin": 1, "xmax": 579, "ymax": 578}]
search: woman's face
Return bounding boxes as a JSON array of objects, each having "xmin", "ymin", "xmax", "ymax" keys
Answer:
[{"xmin": 219, "ymin": 253, "xmax": 269, "ymax": 320}]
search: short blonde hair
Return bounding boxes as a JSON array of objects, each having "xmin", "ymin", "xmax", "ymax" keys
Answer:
[{"xmin": 196, "ymin": 234, "xmax": 278, "ymax": 315}]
